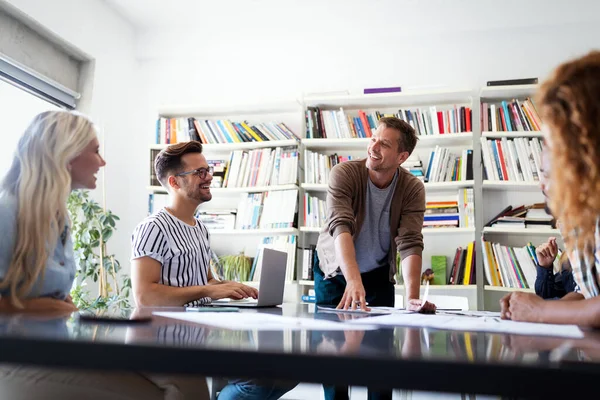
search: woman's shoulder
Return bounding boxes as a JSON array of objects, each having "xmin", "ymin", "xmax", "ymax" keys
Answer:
[{"xmin": 0, "ymin": 193, "xmax": 18, "ymax": 224}]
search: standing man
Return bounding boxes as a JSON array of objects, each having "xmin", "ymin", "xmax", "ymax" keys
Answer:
[{"xmin": 315, "ymin": 117, "xmax": 435, "ymax": 313}]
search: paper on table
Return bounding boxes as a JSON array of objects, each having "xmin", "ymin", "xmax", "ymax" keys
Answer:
[
  {"xmin": 347, "ymin": 313, "xmax": 583, "ymax": 339},
  {"xmin": 153, "ymin": 311, "xmax": 379, "ymax": 331},
  {"xmin": 316, "ymin": 306, "xmax": 412, "ymax": 315}
]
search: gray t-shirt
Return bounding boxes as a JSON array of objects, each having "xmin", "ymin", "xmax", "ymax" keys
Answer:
[{"xmin": 354, "ymin": 171, "xmax": 398, "ymax": 273}]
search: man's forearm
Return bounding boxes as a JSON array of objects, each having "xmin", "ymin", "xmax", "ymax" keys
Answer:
[
  {"xmin": 135, "ymin": 284, "xmax": 213, "ymax": 307},
  {"xmin": 402, "ymin": 254, "xmax": 422, "ymax": 300},
  {"xmin": 540, "ymin": 295, "xmax": 600, "ymax": 327},
  {"xmin": 334, "ymin": 232, "xmax": 361, "ymax": 282},
  {"xmin": 559, "ymin": 292, "xmax": 585, "ymax": 301}
]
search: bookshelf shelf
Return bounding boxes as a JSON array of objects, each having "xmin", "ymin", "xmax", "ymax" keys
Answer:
[
  {"xmin": 479, "ymin": 84, "xmax": 538, "ymax": 99},
  {"xmin": 483, "ymin": 227, "xmax": 560, "ymax": 235},
  {"xmin": 482, "ymin": 131, "xmax": 543, "ymax": 138},
  {"xmin": 422, "ymin": 228, "xmax": 475, "ymax": 235},
  {"xmin": 424, "ymin": 180, "xmax": 474, "ymax": 190},
  {"xmin": 208, "ymin": 228, "xmax": 298, "ymax": 236},
  {"xmin": 484, "ymin": 285, "xmax": 535, "ymax": 293},
  {"xmin": 301, "ymin": 132, "xmax": 473, "ymax": 149},
  {"xmin": 298, "ymin": 280, "xmax": 314, "ymax": 286},
  {"xmin": 158, "ymin": 102, "xmax": 302, "ymax": 117},
  {"xmin": 150, "ymin": 139, "xmax": 298, "ymax": 152},
  {"xmin": 482, "ymin": 181, "xmax": 540, "ymax": 190},
  {"xmin": 395, "ymin": 284, "xmax": 477, "ymax": 291},
  {"xmin": 299, "ymin": 227, "xmax": 321, "ymax": 233},
  {"xmin": 301, "ymin": 181, "xmax": 474, "ymax": 192},
  {"xmin": 300, "ymin": 183, "xmax": 328, "ymax": 191},
  {"xmin": 303, "ymin": 89, "xmax": 473, "ymax": 109},
  {"xmin": 148, "ymin": 184, "xmax": 299, "ymax": 194}
]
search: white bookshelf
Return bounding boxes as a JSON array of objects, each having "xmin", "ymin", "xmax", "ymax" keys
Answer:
[
  {"xmin": 478, "ymin": 84, "xmax": 548, "ymax": 311},
  {"xmin": 483, "ymin": 227, "xmax": 560, "ymax": 235},
  {"xmin": 482, "ymin": 181, "xmax": 541, "ymax": 190},
  {"xmin": 208, "ymin": 228, "xmax": 298, "ymax": 236},
  {"xmin": 484, "ymin": 285, "xmax": 535, "ymax": 293},
  {"xmin": 482, "ymin": 131, "xmax": 543, "ymax": 138},
  {"xmin": 147, "ymin": 87, "xmax": 551, "ymax": 310},
  {"xmin": 150, "ymin": 139, "xmax": 298, "ymax": 152},
  {"xmin": 147, "ymin": 184, "xmax": 299, "ymax": 194}
]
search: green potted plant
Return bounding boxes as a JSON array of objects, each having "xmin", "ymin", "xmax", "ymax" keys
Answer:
[
  {"xmin": 218, "ymin": 252, "xmax": 253, "ymax": 282},
  {"xmin": 67, "ymin": 190, "xmax": 131, "ymax": 310}
]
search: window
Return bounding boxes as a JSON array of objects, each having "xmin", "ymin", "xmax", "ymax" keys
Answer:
[{"xmin": 0, "ymin": 79, "xmax": 60, "ymax": 177}]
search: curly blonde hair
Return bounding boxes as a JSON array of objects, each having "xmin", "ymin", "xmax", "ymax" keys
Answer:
[{"xmin": 536, "ymin": 50, "xmax": 600, "ymax": 259}]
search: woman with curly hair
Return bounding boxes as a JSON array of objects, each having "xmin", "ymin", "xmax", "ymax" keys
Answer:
[{"xmin": 501, "ymin": 50, "xmax": 600, "ymax": 327}]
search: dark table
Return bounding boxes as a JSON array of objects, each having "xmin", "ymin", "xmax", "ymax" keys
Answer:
[{"xmin": 1, "ymin": 303, "xmax": 600, "ymax": 398}]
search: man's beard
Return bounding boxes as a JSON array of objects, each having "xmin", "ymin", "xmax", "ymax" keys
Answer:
[{"xmin": 186, "ymin": 184, "xmax": 212, "ymax": 203}]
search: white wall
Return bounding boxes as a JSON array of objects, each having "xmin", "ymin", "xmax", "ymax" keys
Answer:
[
  {"xmin": 134, "ymin": 0, "xmax": 600, "ymax": 110},
  {"xmin": 6, "ymin": 0, "xmax": 144, "ymax": 284}
]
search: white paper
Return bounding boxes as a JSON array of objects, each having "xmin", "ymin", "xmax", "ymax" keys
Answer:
[
  {"xmin": 153, "ymin": 311, "xmax": 379, "ymax": 331},
  {"xmin": 347, "ymin": 313, "xmax": 583, "ymax": 339},
  {"xmin": 316, "ymin": 306, "xmax": 411, "ymax": 315}
]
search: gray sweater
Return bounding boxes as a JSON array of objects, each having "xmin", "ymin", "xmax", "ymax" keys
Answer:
[{"xmin": 316, "ymin": 159, "xmax": 425, "ymax": 282}]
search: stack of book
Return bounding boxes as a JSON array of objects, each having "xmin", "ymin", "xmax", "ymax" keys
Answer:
[
  {"xmin": 482, "ymin": 241, "xmax": 540, "ymax": 288},
  {"xmin": 424, "ymin": 196, "xmax": 460, "ymax": 228},
  {"xmin": 486, "ymin": 203, "xmax": 554, "ymax": 230},
  {"xmin": 305, "ymin": 105, "xmax": 472, "ymax": 139},
  {"xmin": 304, "ymin": 150, "xmax": 355, "ymax": 184},
  {"xmin": 196, "ymin": 209, "xmax": 236, "ymax": 230},
  {"xmin": 448, "ymin": 242, "xmax": 476, "ymax": 285},
  {"xmin": 224, "ymin": 146, "xmax": 298, "ymax": 188},
  {"xmin": 155, "ymin": 117, "xmax": 300, "ymax": 145},
  {"xmin": 425, "ymin": 147, "xmax": 473, "ymax": 182},
  {"xmin": 402, "ymin": 155, "xmax": 425, "ymax": 182}
]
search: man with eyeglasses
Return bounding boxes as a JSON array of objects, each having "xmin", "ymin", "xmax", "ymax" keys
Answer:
[
  {"xmin": 130, "ymin": 141, "xmax": 296, "ymax": 399},
  {"xmin": 130, "ymin": 140, "xmax": 258, "ymax": 308}
]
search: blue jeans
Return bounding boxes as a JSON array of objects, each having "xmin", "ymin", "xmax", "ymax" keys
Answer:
[
  {"xmin": 217, "ymin": 380, "xmax": 296, "ymax": 400},
  {"xmin": 314, "ymin": 261, "xmax": 394, "ymax": 400}
]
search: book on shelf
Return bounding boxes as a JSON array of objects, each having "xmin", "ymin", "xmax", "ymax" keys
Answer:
[
  {"xmin": 304, "ymin": 149, "xmax": 356, "ymax": 185},
  {"xmin": 447, "ymin": 242, "xmax": 476, "ymax": 285},
  {"xmin": 364, "ymin": 86, "xmax": 401, "ymax": 94},
  {"xmin": 196, "ymin": 209, "xmax": 236, "ymax": 230},
  {"xmin": 156, "ymin": 117, "xmax": 300, "ymax": 145},
  {"xmin": 481, "ymin": 97, "xmax": 541, "ymax": 132},
  {"xmin": 485, "ymin": 203, "xmax": 554, "ymax": 229},
  {"xmin": 150, "ymin": 149, "xmax": 161, "ymax": 186},
  {"xmin": 224, "ymin": 146, "xmax": 298, "ymax": 188},
  {"xmin": 303, "ymin": 193, "xmax": 326, "ymax": 228},
  {"xmin": 301, "ymin": 289, "xmax": 316, "ymax": 303},
  {"xmin": 482, "ymin": 240, "xmax": 539, "ymax": 289},
  {"xmin": 207, "ymin": 159, "xmax": 228, "ymax": 188},
  {"xmin": 148, "ymin": 192, "xmax": 169, "ymax": 215},
  {"xmin": 235, "ymin": 189, "xmax": 298, "ymax": 230},
  {"xmin": 425, "ymin": 146, "xmax": 473, "ymax": 183},
  {"xmin": 430, "ymin": 255, "xmax": 447, "ymax": 285},
  {"xmin": 424, "ymin": 191, "xmax": 474, "ymax": 228},
  {"xmin": 250, "ymin": 235, "xmax": 297, "ymax": 282},
  {"xmin": 486, "ymin": 78, "xmax": 538, "ymax": 86},
  {"xmin": 402, "ymin": 154, "xmax": 425, "ymax": 182},
  {"xmin": 305, "ymin": 105, "xmax": 472, "ymax": 139},
  {"xmin": 300, "ymin": 244, "xmax": 317, "ymax": 280},
  {"xmin": 480, "ymin": 136, "xmax": 542, "ymax": 182}
]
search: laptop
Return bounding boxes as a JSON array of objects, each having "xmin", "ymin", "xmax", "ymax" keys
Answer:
[{"xmin": 211, "ymin": 248, "xmax": 288, "ymax": 308}]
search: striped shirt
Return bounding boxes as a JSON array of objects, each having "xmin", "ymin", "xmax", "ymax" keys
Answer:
[
  {"xmin": 131, "ymin": 208, "xmax": 211, "ymax": 306},
  {"xmin": 566, "ymin": 220, "xmax": 600, "ymax": 299}
]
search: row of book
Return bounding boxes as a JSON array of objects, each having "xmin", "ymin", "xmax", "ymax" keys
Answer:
[
  {"xmin": 425, "ymin": 147, "xmax": 473, "ymax": 183},
  {"xmin": 223, "ymin": 147, "xmax": 298, "ymax": 188},
  {"xmin": 303, "ymin": 150, "xmax": 357, "ymax": 184},
  {"xmin": 481, "ymin": 137, "xmax": 543, "ymax": 182},
  {"xmin": 485, "ymin": 203, "xmax": 554, "ymax": 230},
  {"xmin": 303, "ymin": 194, "xmax": 326, "ymax": 228},
  {"xmin": 155, "ymin": 117, "xmax": 300, "ymax": 145},
  {"xmin": 235, "ymin": 190, "xmax": 298, "ymax": 230},
  {"xmin": 305, "ymin": 105, "xmax": 473, "ymax": 139},
  {"xmin": 425, "ymin": 190, "xmax": 474, "ymax": 229},
  {"xmin": 251, "ymin": 236, "xmax": 297, "ymax": 283},
  {"xmin": 482, "ymin": 241, "xmax": 542, "ymax": 289},
  {"xmin": 447, "ymin": 242, "xmax": 477, "ymax": 285},
  {"xmin": 300, "ymin": 244, "xmax": 317, "ymax": 281},
  {"xmin": 481, "ymin": 98, "xmax": 541, "ymax": 132}
]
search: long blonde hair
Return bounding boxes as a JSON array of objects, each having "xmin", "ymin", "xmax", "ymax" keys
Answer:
[
  {"xmin": 536, "ymin": 50, "xmax": 600, "ymax": 259},
  {"xmin": 0, "ymin": 110, "xmax": 97, "ymax": 307}
]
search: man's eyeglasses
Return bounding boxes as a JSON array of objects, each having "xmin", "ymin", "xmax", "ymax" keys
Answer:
[{"xmin": 175, "ymin": 166, "xmax": 214, "ymax": 179}]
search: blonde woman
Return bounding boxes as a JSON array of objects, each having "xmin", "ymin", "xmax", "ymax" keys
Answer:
[
  {"xmin": 0, "ymin": 111, "xmax": 208, "ymax": 399},
  {"xmin": 501, "ymin": 51, "xmax": 600, "ymax": 327}
]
